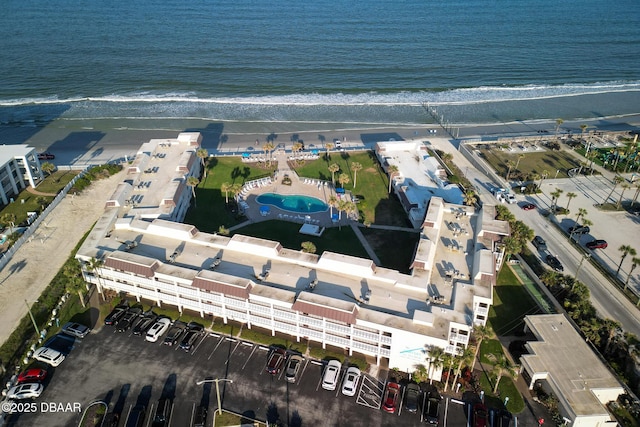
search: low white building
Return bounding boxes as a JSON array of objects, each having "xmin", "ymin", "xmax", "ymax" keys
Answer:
[
  {"xmin": 0, "ymin": 145, "xmax": 44, "ymax": 205},
  {"xmin": 521, "ymin": 314, "xmax": 624, "ymax": 427},
  {"xmin": 77, "ymin": 133, "xmax": 509, "ymax": 375}
]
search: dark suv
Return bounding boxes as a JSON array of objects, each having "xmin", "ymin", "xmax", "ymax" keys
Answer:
[
  {"xmin": 266, "ymin": 348, "xmax": 287, "ymax": 374},
  {"xmin": 546, "ymin": 255, "xmax": 564, "ymax": 272},
  {"xmin": 179, "ymin": 322, "xmax": 204, "ymax": 352},
  {"xmin": 116, "ymin": 307, "xmax": 143, "ymax": 333},
  {"xmin": 192, "ymin": 405, "xmax": 207, "ymax": 427},
  {"xmin": 163, "ymin": 321, "xmax": 187, "ymax": 346},
  {"xmin": 104, "ymin": 304, "xmax": 129, "ymax": 326},
  {"xmin": 133, "ymin": 311, "xmax": 158, "ymax": 336},
  {"xmin": 532, "ymin": 236, "xmax": 547, "ymax": 250},
  {"xmin": 422, "ymin": 387, "xmax": 441, "ymax": 425},
  {"xmin": 151, "ymin": 398, "xmax": 171, "ymax": 427}
]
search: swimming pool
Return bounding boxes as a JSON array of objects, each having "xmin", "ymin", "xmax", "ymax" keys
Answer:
[{"xmin": 257, "ymin": 193, "xmax": 328, "ymax": 213}]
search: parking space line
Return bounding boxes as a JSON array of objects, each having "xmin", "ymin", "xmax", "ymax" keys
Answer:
[
  {"xmin": 241, "ymin": 341, "xmax": 253, "ymax": 347},
  {"xmin": 190, "ymin": 334, "xmax": 207, "ymax": 355},
  {"xmin": 242, "ymin": 344, "xmax": 259, "ymax": 370},
  {"xmin": 420, "ymin": 392, "xmax": 426, "ymax": 423},
  {"xmin": 225, "ymin": 337, "xmax": 237, "ymax": 342},
  {"xmin": 188, "ymin": 402, "xmax": 196, "ymax": 427},
  {"xmin": 296, "ymin": 357, "xmax": 310, "ymax": 385},
  {"xmin": 315, "ymin": 364, "xmax": 325, "ymax": 391},
  {"xmin": 145, "ymin": 403, "xmax": 155, "ymax": 427},
  {"xmin": 124, "ymin": 404, "xmax": 133, "ymax": 426},
  {"xmin": 207, "ymin": 335, "xmax": 225, "ymax": 360},
  {"xmin": 167, "ymin": 401, "xmax": 175, "ymax": 427},
  {"xmin": 397, "ymin": 385, "xmax": 406, "ymax": 416},
  {"xmin": 356, "ymin": 375, "xmax": 384, "ymax": 410},
  {"xmin": 444, "ymin": 397, "xmax": 450, "ymax": 427},
  {"xmin": 277, "ymin": 355, "xmax": 288, "ymax": 381},
  {"xmin": 224, "ymin": 341, "xmax": 241, "ymax": 365}
]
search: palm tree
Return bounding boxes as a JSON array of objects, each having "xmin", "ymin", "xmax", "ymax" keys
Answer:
[
  {"xmin": 631, "ymin": 182, "xmax": 640, "ymax": 206},
  {"xmin": 196, "ymin": 148, "xmax": 209, "ymax": 178},
  {"xmin": 301, "ymin": 241, "xmax": 316, "ymax": 254},
  {"xmin": 427, "ymin": 346, "xmax": 445, "ymax": 384},
  {"xmin": 231, "ymin": 183, "xmax": 243, "ymax": 202},
  {"xmin": 387, "ymin": 165, "xmax": 399, "ymax": 193},
  {"xmin": 350, "ymin": 162, "xmax": 363, "ymax": 188},
  {"xmin": 554, "ymin": 118, "xmax": 564, "ymax": 140},
  {"xmin": 412, "ymin": 364, "xmax": 429, "ymax": 384},
  {"xmin": 580, "ymin": 124, "xmax": 588, "ymax": 141},
  {"xmin": 471, "ymin": 324, "xmax": 491, "ymax": 371},
  {"xmin": 86, "ymin": 257, "xmax": 105, "ymax": 296},
  {"xmin": 338, "ymin": 173, "xmax": 350, "ymax": 189},
  {"xmin": 601, "ymin": 318, "xmax": 621, "ymax": 355},
  {"xmin": 218, "ymin": 225, "xmax": 230, "ymax": 236},
  {"xmin": 328, "ymin": 163, "xmax": 340, "ymax": 185},
  {"xmin": 492, "ymin": 355, "xmax": 517, "ymax": 394},
  {"xmin": 616, "ymin": 182, "xmax": 630, "ymax": 209},
  {"xmin": 1, "ymin": 213, "xmax": 16, "ymax": 234},
  {"xmin": 292, "ymin": 142, "xmax": 303, "ymax": 165},
  {"xmin": 328, "ymin": 195, "xmax": 338, "ymax": 217},
  {"xmin": 463, "ymin": 190, "xmax": 478, "ymax": 206},
  {"xmin": 505, "ymin": 160, "xmax": 515, "ymax": 180},
  {"xmin": 603, "ymin": 175, "xmax": 624, "ymax": 205},
  {"xmin": 441, "ymin": 353, "xmax": 456, "ymax": 392},
  {"xmin": 617, "ymin": 245, "xmax": 637, "ymax": 277},
  {"xmin": 575, "ymin": 207, "xmax": 588, "ymax": 225},
  {"xmin": 550, "ymin": 188, "xmax": 563, "ymax": 211},
  {"xmin": 529, "ymin": 173, "xmax": 540, "ymax": 192},
  {"xmin": 452, "ymin": 345, "xmax": 475, "ymax": 392},
  {"xmin": 262, "ymin": 141, "xmax": 275, "ymax": 167},
  {"xmin": 539, "ymin": 169, "xmax": 549, "ymax": 190},
  {"xmin": 624, "ymin": 257, "xmax": 640, "ymax": 292},
  {"xmin": 514, "ymin": 153, "xmax": 525, "ymax": 172},
  {"xmin": 337, "ymin": 200, "xmax": 348, "ymax": 229},
  {"xmin": 324, "ymin": 142, "xmax": 334, "ymax": 160},
  {"xmin": 565, "ymin": 192, "xmax": 577, "ymax": 211},
  {"xmin": 187, "ymin": 176, "xmax": 200, "ymax": 207},
  {"xmin": 41, "ymin": 162, "xmax": 55, "ymax": 178},
  {"xmin": 63, "ymin": 259, "xmax": 86, "ymax": 308},
  {"xmin": 221, "ymin": 182, "xmax": 232, "ymax": 204},
  {"xmin": 345, "ymin": 201, "xmax": 358, "ymax": 221}
]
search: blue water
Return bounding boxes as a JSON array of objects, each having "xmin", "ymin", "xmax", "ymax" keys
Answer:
[
  {"xmin": 257, "ymin": 193, "xmax": 328, "ymax": 214},
  {"xmin": 1, "ymin": 0, "xmax": 640, "ymax": 127}
]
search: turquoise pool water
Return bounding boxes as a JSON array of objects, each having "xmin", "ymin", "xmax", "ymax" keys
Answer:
[{"xmin": 257, "ymin": 193, "xmax": 328, "ymax": 213}]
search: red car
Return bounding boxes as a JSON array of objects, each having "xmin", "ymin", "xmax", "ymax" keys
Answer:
[
  {"xmin": 382, "ymin": 382, "xmax": 401, "ymax": 413},
  {"xmin": 473, "ymin": 403, "xmax": 488, "ymax": 427},
  {"xmin": 520, "ymin": 203, "xmax": 536, "ymax": 211},
  {"xmin": 586, "ymin": 239, "xmax": 608, "ymax": 249},
  {"xmin": 17, "ymin": 368, "xmax": 47, "ymax": 384}
]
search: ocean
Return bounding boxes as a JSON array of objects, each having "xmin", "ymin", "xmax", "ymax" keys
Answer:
[{"xmin": 1, "ymin": 0, "xmax": 640, "ymax": 134}]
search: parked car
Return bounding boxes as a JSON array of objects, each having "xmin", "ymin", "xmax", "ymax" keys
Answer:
[
  {"xmin": 117, "ymin": 307, "xmax": 143, "ymax": 332},
  {"xmin": 422, "ymin": 388, "xmax": 441, "ymax": 425},
  {"xmin": 333, "ymin": 138, "xmax": 342, "ymax": 149},
  {"xmin": 505, "ymin": 193, "xmax": 517, "ymax": 204},
  {"xmin": 37, "ymin": 152, "xmax": 55, "ymax": 160},
  {"xmin": 102, "ymin": 412, "xmax": 120, "ymax": 427},
  {"xmin": 474, "ymin": 403, "xmax": 488, "ymax": 427},
  {"xmin": 179, "ymin": 322, "xmax": 204, "ymax": 352},
  {"xmin": 163, "ymin": 321, "xmax": 187, "ymax": 346},
  {"xmin": 61, "ymin": 322, "xmax": 91, "ymax": 339},
  {"xmin": 285, "ymin": 354, "xmax": 304, "ymax": 383},
  {"xmin": 133, "ymin": 311, "xmax": 158, "ymax": 336},
  {"xmin": 7, "ymin": 382, "xmax": 44, "ymax": 400},
  {"xmin": 520, "ymin": 202, "xmax": 536, "ymax": 211},
  {"xmin": 489, "ymin": 408, "xmax": 513, "ymax": 427},
  {"xmin": 404, "ymin": 383, "xmax": 421, "ymax": 413},
  {"xmin": 17, "ymin": 368, "xmax": 47, "ymax": 384},
  {"xmin": 322, "ymin": 360, "xmax": 342, "ymax": 391},
  {"xmin": 151, "ymin": 398, "xmax": 171, "ymax": 427},
  {"xmin": 146, "ymin": 317, "xmax": 171, "ymax": 343},
  {"xmin": 586, "ymin": 239, "xmax": 608, "ymax": 249},
  {"xmin": 266, "ymin": 348, "xmax": 287, "ymax": 375},
  {"xmin": 33, "ymin": 347, "xmax": 65, "ymax": 367},
  {"xmin": 382, "ymin": 382, "xmax": 401, "ymax": 413},
  {"xmin": 532, "ymin": 235, "xmax": 547, "ymax": 250},
  {"xmin": 104, "ymin": 304, "xmax": 129, "ymax": 326},
  {"xmin": 568, "ymin": 225, "xmax": 590, "ymax": 235},
  {"xmin": 192, "ymin": 404, "xmax": 207, "ymax": 427},
  {"xmin": 546, "ymin": 254, "xmax": 564, "ymax": 272},
  {"xmin": 341, "ymin": 367, "xmax": 361, "ymax": 397},
  {"xmin": 125, "ymin": 404, "xmax": 146, "ymax": 427}
]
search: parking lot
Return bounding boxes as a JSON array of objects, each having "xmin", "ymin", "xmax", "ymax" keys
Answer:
[{"xmin": 4, "ymin": 323, "xmax": 484, "ymax": 427}]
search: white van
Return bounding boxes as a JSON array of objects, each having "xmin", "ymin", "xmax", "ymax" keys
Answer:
[
  {"xmin": 322, "ymin": 360, "xmax": 342, "ymax": 391},
  {"xmin": 33, "ymin": 347, "xmax": 65, "ymax": 367}
]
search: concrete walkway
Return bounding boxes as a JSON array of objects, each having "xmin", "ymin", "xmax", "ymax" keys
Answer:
[{"xmin": 350, "ymin": 223, "xmax": 381, "ymax": 265}]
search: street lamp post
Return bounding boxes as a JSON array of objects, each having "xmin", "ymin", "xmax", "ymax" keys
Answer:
[
  {"xmin": 24, "ymin": 299, "xmax": 39, "ymax": 336},
  {"xmin": 196, "ymin": 378, "xmax": 233, "ymax": 415}
]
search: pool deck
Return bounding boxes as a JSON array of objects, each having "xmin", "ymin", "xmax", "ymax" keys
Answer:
[{"xmin": 237, "ymin": 149, "xmax": 355, "ymax": 228}]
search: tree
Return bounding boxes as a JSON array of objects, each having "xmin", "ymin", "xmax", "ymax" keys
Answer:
[
  {"xmin": 221, "ymin": 182, "xmax": 232, "ymax": 204},
  {"xmin": 196, "ymin": 148, "xmax": 209, "ymax": 178},
  {"xmin": 412, "ymin": 364, "xmax": 429, "ymax": 384},
  {"xmin": 617, "ymin": 245, "xmax": 637, "ymax": 277},
  {"xmin": 601, "ymin": 318, "xmax": 621, "ymax": 355},
  {"xmin": 86, "ymin": 257, "xmax": 104, "ymax": 297},
  {"xmin": 492, "ymin": 355, "xmax": 517, "ymax": 394},
  {"xmin": 625, "ymin": 257, "xmax": 640, "ymax": 292},
  {"xmin": 452, "ymin": 345, "xmax": 475, "ymax": 392},
  {"xmin": 324, "ymin": 142, "xmax": 334, "ymax": 160},
  {"xmin": 575, "ymin": 208, "xmax": 588, "ymax": 225},
  {"xmin": 514, "ymin": 154, "xmax": 525, "ymax": 172},
  {"xmin": 463, "ymin": 190, "xmax": 478, "ymax": 207},
  {"xmin": 327, "ymin": 195, "xmax": 338, "ymax": 217},
  {"xmin": 554, "ymin": 118, "xmax": 564, "ymax": 140},
  {"xmin": 328, "ymin": 163, "xmax": 340, "ymax": 185},
  {"xmin": 580, "ymin": 124, "xmax": 588, "ymax": 141},
  {"xmin": 441, "ymin": 353, "xmax": 456, "ymax": 392},
  {"xmin": 550, "ymin": 188, "xmax": 563, "ymax": 211},
  {"xmin": 63, "ymin": 259, "xmax": 87, "ymax": 308},
  {"xmin": 603, "ymin": 175, "xmax": 624, "ymax": 205},
  {"xmin": 1, "ymin": 213, "xmax": 16, "ymax": 234},
  {"xmin": 292, "ymin": 142, "xmax": 303, "ymax": 165},
  {"xmin": 539, "ymin": 169, "xmax": 549, "ymax": 189},
  {"xmin": 565, "ymin": 192, "xmax": 577, "ymax": 211},
  {"xmin": 388, "ymin": 165, "xmax": 399, "ymax": 194},
  {"xmin": 427, "ymin": 346, "xmax": 444, "ymax": 384},
  {"xmin": 505, "ymin": 160, "xmax": 515, "ymax": 180},
  {"xmin": 301, "ymin": 241, "xmax": 316, "ymax": 254},
  {"xmin": 495, "ymin": 205, "xmax": 514, "ymax": 222},
  {"xmin": 262, "ymin": 141, "xmax": 275, "ymax": 167},
  {"xmin": 616, "ymin": 182, "xmax": 630, "ymax": 209},
  {"xmin": 187, "ymin": 176, "xmax": 200, "ymax": 207},
  {"xmin": 231, "ymin": 183, "xmax": 243, "ymax": 202},
  {"xmin": 471, "ymin": 324, "xmax": 491, "ymax": 371},
  {"xmin": 631, "ymin": 182, "xmax": 640, "ymax": 206},
  {"xmin": 344, "ymin": 201, "xmax": 358, "ymax": 221},
  {"xmin": 337, "ymin": 200, "xmax": 348, "ymax": 229},
  {"xmin": 350, "ymin": 162, "xmax": 362, "ymax": 188},
  {"xmin": 218, "ymin": 225, "xmax": 230, "ymax": 236},
  {"xmin": 35, "ymin": 196, "xmax": 48, "ymax": 212},
  {"xmin": 41, "ymin": 162, "xmax": 55, "ymax": 178},
  {"xmin": 338, "ymin": 173, "xmax": 350, "ymax": 189}
]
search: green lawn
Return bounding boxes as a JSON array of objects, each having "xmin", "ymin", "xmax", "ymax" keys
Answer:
[
  {"xmin": 478, "ymin": 147, "xmax": 580, "ymax": 181},
  {"xmin": 231, "ymin": 220, "xmax": 369, "ymax": 259},
  {"xmin": 489, "ymin": 265, "xmax": 540, "ymax": 335},
  {"xmin": 479, "ymin": 339, "xmax": 504, "ymax": 364},
  {"xmin": 477, "ymin": 373, "xmax": 524, "ymax": 414},
  {"xmin": 184, "ymin": 158, "xmax": 276, "ymax": 233},
  {"xmin": 293, "ymin": 151, "xmax": 408, "ymax": 226},
  {"xmin": 359, "ymin": 227, "xmax": 420, "ymax": 273}
]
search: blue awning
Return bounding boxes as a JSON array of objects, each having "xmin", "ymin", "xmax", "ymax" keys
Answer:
[
  {"xmin": 336, "ymin": 188, "xmax": 345, "ymax": 194},
  {"xmin": 242, "ymin": 152, "xmax": 250, "ymax": 158}
]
